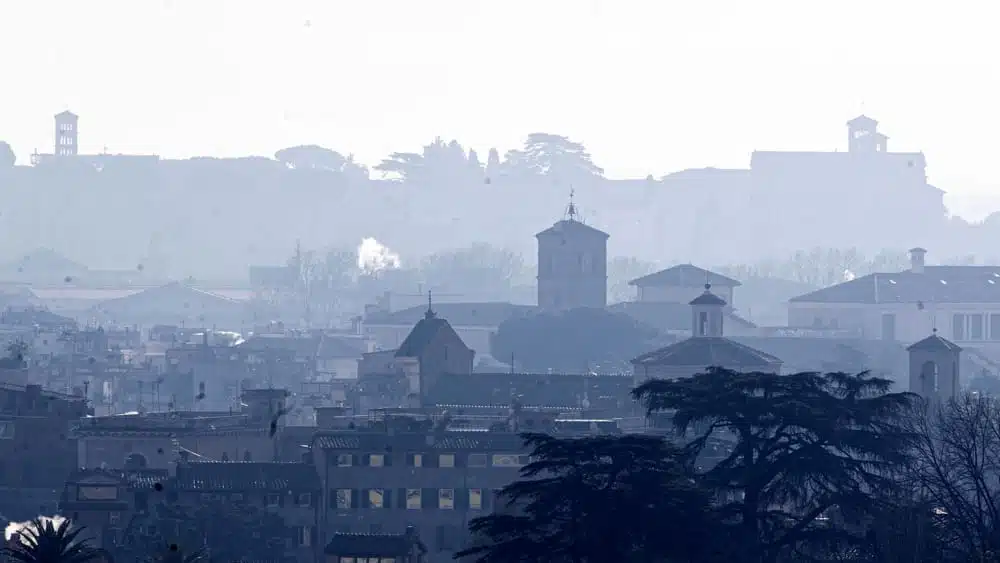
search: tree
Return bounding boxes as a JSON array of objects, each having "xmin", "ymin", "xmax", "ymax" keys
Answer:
[
  {"xmin": 910, "ymin": 393, "xmax": 1000, "ymax": 561},
  {"xmin": 2, "ymin": 517, "xmax": 103, "ymax": 563},
  {"xmin": 501, "ymin": 133, "xmax": 604, "ymax": 185},
  {"xmin": 456, "ymin": 433, "xmax": 719, "ymax": 563},
  {"xmin": 492, "ymin": 308, "xmax": 660, "ymax": 373},
  {"xmin": 485, "ymin": 148, "xmax": 501, "ymax": 182},
  {"xmin": 607, "ymin": 256, "xmax": 660, "ymax": 303},
  {"xmin": 374, "ymin": 151, "xmax": 424, "ymax": 182},
  {"xmin": 633, "ymin": 369, "xmax": 918, "ymax": 563},
  {"xmin": 0, "ymin": 141, "xmax": 14, "ymax": 168}
]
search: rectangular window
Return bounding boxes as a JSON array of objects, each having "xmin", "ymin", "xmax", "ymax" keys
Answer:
[
  {"xmin": 469, "ymin": 489, "xmax": 483, "ymax": 510},
  {"xmin": 698, "ymin": 312, "xmax": 708, "ymax": 336},
  {"xmin": 298, "ymin": 526, "xmax": 313, "ymax": 547},
  {"xmin": 491, "ymin": 454, "xmax": 528, "ymax": 467},
  {"xmin": 880, "ymin": 313, "xmax": 896, "ymax": 341},
  {"xmin": 336, "ymin": 454, "xmax": 353, "ymax": 467},
  {"xmin": 468, "ymin": 453, "xmax": 487, "ymax": 467},
  {"xmin": 368, "ymin": 454, "xmax": 384, "ymax": 467},
  {"xmin": 297, "ymin": 493, "xmax": 311, "ymax": 507},
  {"xmin": 954, "ymin": 313, "xmax": 966, "ymax": 341},
  {"xmin": 335, "ymin": 489, "xmax": 352, "ymax": 509},
  {"xmin": 439, "ymin": 454, "xmax": 455, "ymax": 468},
  {"xmin": 411, "ymin": 454, "xmax": 423, "ymax": 467},
  {"xmin": 439, "ymin": 488, "xmax": 454, "ymax": 509},
  {"xmin": 109, "ymin": 512, "xmax": 121, "ymax": 525},
  {"xmin": 0, "ymin": 422, "xmax": 15, "ymax": 440},
  {"xmin": 266, "ymin": 494, "xmax": 280, "ymax": 508},
  {"xmin": 406, "ymin": 489, "xmax": 422, "ymax": 509},
  {"xmin": 970, "ymin": 314, "xmax": 985, "ymax": 340},
  {"xmin": 339, "ymin": 558, "xmax": 355, "ymax": 563},
  {"xmin": 230, "ymin": 493, "xmax": 244, "ymax": 501},
  {"xmin": 990, "ymin": 314, "xmax": 1000, "ymax": 341},
  {"xmin": 368, "ymin": 489, "xmax": 384, "ymax": 509}
]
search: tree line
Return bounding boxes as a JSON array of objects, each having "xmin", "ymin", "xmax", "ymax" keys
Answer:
[{"xmin": 461, "ymin": 368, "xmax": 1000, "ymax": 563}]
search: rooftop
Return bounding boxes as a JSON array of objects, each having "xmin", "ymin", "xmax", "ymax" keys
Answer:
[
  {"xmin": 629, "ymin": 264, "xmax": 741, "ymax": 288},
  {"xmin": 632, "ymin": 336, "xmax": 782, "ymax": 368},
  {"xmin": 790, "ymin": 266, "xmax": 1000, "ymax": 304}
]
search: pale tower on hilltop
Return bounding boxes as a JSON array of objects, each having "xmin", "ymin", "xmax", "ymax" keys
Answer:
[
  {"xmin": 535, "ymin": 191, "xmax": 609, "ymax": 310},
  {"xmin": 54, "ymin": 111, "xmax": 79, "ymax": 157}
]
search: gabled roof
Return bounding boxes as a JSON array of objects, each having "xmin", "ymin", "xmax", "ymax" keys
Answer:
[
  {"xmin": 632, "ymin": 336, "xmax": 782, "ymax": 368},
  {"xmin": 535, "ymin": 219, "xmax": 609, "ymax": 239},
  {"xmin": 629, "ymin": 264, "xmax": 741, "ymax": 288},
  {"xmin": 174, "ymin": 461, "xmax": 320, "ymax": 491},
  {"xmin": 789, "ymin": 267, "xmax": 1000, "ymax": 304},
  {"xmin": 907, "ymin": 331, "xmax": 962, "ymax": 353},
  {"xmin": 93, "ymin": 282, "xmax": 242, "ymax": 310},
  {"xmin": 366, "ymin": 302, "xmax": 534, "ymax": 328},
  {"xmin": 317, "ymin": 335, "xmax": 367, "ymax": 359},
  {"xmin": 241, "ymin": 334, "xmax": 320, "ymax": 357},
  {"xmin": 55, "ymin": 110, "xmax": 78, "ymax": 119},
  {"xmin": 847, "ymin": 114, "xmax": 878, "ymax": 128}
]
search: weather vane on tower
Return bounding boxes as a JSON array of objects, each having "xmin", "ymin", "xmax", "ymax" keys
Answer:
[{"xmin": 566, "ymin": 188, "xmax": 577, "ymax": 221}]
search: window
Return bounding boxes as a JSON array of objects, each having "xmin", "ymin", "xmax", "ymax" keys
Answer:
[
  {"xmin": 439, "ymin": 454, "xmax": 455, "ymax": 468},
  {"xmin": 469, "ymin": 489, "xmax": 483, "ymax": 510},
  {"xmin": 990, "ymin": 314, "xmax": 1000, "ymax": 340},
  {"xmin": 411, "ymin": 454, "xmax": 423, "ymax": 467},
  {"xmin": 970, "ymin": 314, "xmax": 985, "ymax": 340},
  {"xmin": 336, "ymin": 454, "xmax": 353, "ymax": 467},
  {"xmin": 406, "ymin": 489, "xmax": 422, "ymax": 509},
  {"xmin": 698, "ymin": 312, "xmax": 708, "ymax": 336},
  {"xmin": 880, "ymin": 313, "xmax": 896, "ymax": 341},
  {"xmin": 109, "ymin": 512, "xmax": 121, "ymax": 525},
  {"xmin": 368, "ymin": 454, "xmax": 384, "ymax": 467},
  {"xmin": 439, "ymin": 488, "xmax": 454, "ymax": 509},
  {"xmin": 468, "ymin": 453, "xmax": 487, "ymax": 467},
  {"xmin": 266, "ymin": 494, "xmax": 280, "ymax": 508},
  {"xmin": 297, "ymin": 493, "xmax": 311, "ymax": 507},
  {"xmin": 367, "ymin": 489, "xmax": 384, "ymax": 509},
  {"xmin": 954, "ymin": 313, "xmax": 967, "ymax": 341},
  {"xmin": 335, "ymin": 489, "xmax": 352, "ymax": 509},
  {"xmin": 0, "ymin": 421, "xmax": 17, "ymax": 439},
  {"xmin": 339, "ymin": 558, "xmax": 355, "ymax": 563},
  {"xmin": 231, "ymin": 493, "xmax": 244, "ymax": 501},
  {"xmin": 298, "ymin": 526, "xmax": 313, "ymax": 547},
  {"xmin": 491, "ymin": 454, "xmax": 529, "ymax": 467}
]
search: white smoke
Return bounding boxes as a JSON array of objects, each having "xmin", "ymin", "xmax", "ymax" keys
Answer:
[
  {"xmin": 843, "ymin": 269, "xmax": 857, "ymax": 282},
  {"xmin": 5, "ymin": 515, "xmax": 69, "ymax": 543},
  {"xmin": 357, "ymin": 237, "xmax": 401, "ymax": 274}
]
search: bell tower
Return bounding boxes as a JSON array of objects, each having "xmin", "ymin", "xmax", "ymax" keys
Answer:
[
  {"xmin": 690, "ymin": 284, "xmax": 726, "ymax": 337},
  {"xmin": 535, "ymin": 191, "xmax": 609, "ymax": 310},
  {"xmin": 907, "ymin": 330, "xmax": 961, "ymax": 402},
  {"xmin": 54, "ymin": 111, "xmax": 79, "ymax": 157}
]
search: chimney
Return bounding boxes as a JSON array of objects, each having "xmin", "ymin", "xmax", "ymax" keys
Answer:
[{"xmin": 909, "ymin": 247, "xmax": 927, "ymax": 274}]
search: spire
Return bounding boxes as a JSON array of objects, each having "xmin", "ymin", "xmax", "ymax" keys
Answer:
[
  {"xmin": 424, "ymin": 290, "xmax": 436, "ymax": 319},
  {"xmin": 566, "ymin": 188, "xmax": 577, "ymax": 221}
]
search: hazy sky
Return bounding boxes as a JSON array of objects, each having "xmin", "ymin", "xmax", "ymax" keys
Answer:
[{"xmin": 2, "ymin": 1, "xmax": 998, "ymax": 218}]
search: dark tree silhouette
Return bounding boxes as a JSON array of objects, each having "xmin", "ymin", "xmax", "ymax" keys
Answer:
[
  {"xmin": 456, "ymin": 433, "xmax": 718, "ymax": 563},
  {"xmin": 633, "ymin": 368, "xmax": 918, "ymax": 563},
  {"xmin": 2, "ymin": 518, "xmax": 103, "ymax": 563},
  {"xmin": 910, "ymin": 393, "xmax": 1000, "ymax": 561},
  {"xmin": 492, "ymin": 308, "xmax": 659, "ymax": 373}
]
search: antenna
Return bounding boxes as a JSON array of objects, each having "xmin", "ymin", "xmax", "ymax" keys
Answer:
[
  {"xmin": 566, "ymin": 189, "xmax": 577, "ymax": 221},
  {"xmin": 424, "ymin": 290, "xmax": 436, "ymax": 319}
]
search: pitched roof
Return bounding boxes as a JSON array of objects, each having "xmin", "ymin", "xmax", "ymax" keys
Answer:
[
  {"xmin": 324, "ymin": 532, "xmax": 424, "ymax": 557},
  {"xmin": 174, "ymin": 461, "xmax": 320, "ymax": 491},
  {"xmin": 789, "ymin": 267, "xmax": 1000, "ymax": 304},
  {"xmin": 425, "ymin": 372, "xmax": 635, "ymax": 408},
  {"xmin": 366, "ymin": 302, "xmax": 533, "ymax": 328},
  {"xmin": 847, "ymin": 114, "xmax": 878, "ymax": 127},
  {"xmin": 395, "ymin": 313, "xmax": 450, "ymax": 357},
  {"xmin": 907, "ymin": 332, "xmax": 962, "ymax": 353},
  {"xmin": 535, "ymin": 219, "xmax": 609, "ymax": 239},
  {"xmin": 93, "ymin": 282, "xmax": 242, "ymax": 310},
  {"xmin": 690, "ymin": 286, "xmax": 728, "ymax": 306},
  {"xmin": 629, "ymin": 264, "xmax": 741, "ymax": 288},
  {"xmin": 317, "ymin": 335, "xmax": 367, "ymax": 359},
  {"xmin": 632, "ymin": 336, "xmax": 782, "ymax": 368},
  {"xmin": 241, "ymin": 334, "xmax": 321, "ymax": 357}
]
